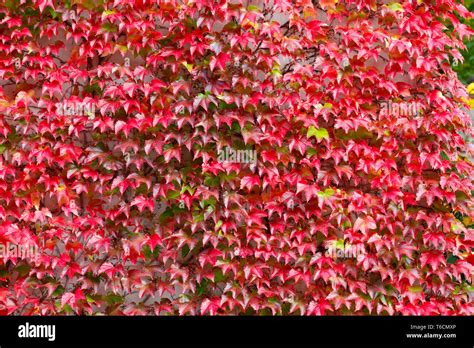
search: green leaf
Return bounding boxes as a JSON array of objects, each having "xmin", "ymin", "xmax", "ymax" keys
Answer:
[
  {"xmin": 5, "ymin": 0, "xmax": 18, "ymax": 9},
  {"xmin": 104, "ymin": 294, "xmax": 123, "ymax": 304},
  {"xmin": 446, "ymin": 254, "xmax": 458, "ymax": 264},
  {"xmin": 204, "ymin": 175, "xmax": 220, "ymax": 187},
  {"xmin": 47, "ymin": 7, "xmax": 61, "ymax": 19},
  {"xmin": 193, "ymin": 212, "xmax": 204, "ymax": 223},
  {"xmin": 231, "ymin": 120, "xmax": 241, "ymax": 132},
  {"xmin": 52, "ymin": 285, "xmax": 64, "ymax": 297},
  {"xmin": 142, "ymin": 245, "xmax": 152, "ymax": 259},
  {"xmin": 387, "ymin": 2, "xmax": 404, "ymax": 11},
  {"xmin": 307, "ymin": 126, "xmax": 329, "ymax": 140},
  {"xmin": 15, "ymin": 264, "xmax": 30, "ymax": 277},
  {"xmin": 181, "ymin": 244, "xmax": 190, "ymax": 258},
  {"xmin": 214, "ymin": 269, "xmax": 225, "ymax": 282},
  {"xmin": 86, "ymin": 295, "xmax": 96, "ymax": 303},
  {"xmin": 318, "ymin": 188, "xmax": 335, "ymax": 198},
  {"xmin": 159, "ymin": 208, "xmax": 174, "ymax": 223},
  {"xmin": 323, "ymin": 103, "xmax": 333, "ymax": 109},
  {"xmin": 271, "ymin": 65, "xmax": 282, "ymax": 77},
  {"xmin": 306, "ymin": 148, "xmax": 318, "ymax": 156},
  {"xmin": 335, "ymin": 239, "xmax": 345, "ymax": 250},
  {"xmin": 247, "ymin": 5, "xmax": 260, "ymax": 11},
  {"xmin": 166, "ymin": 190, "xmax": 180, "ymax": 200},
  {"xmin": 102, "ymin": 9, "xmax": 116, "ymax": 16},
  {"xmin": 182, "ymin": 62, "xmax": 194, "ymax": 72},
  {"xmin": 408, "ymin": 286, "xmax": 423, "ymax": 293},
  {"xmin": 197, "ymin": 279, "xmax": 209, "ymax": 296},
  {"xmin": 117, "ymin": 44, "xmax": 128, "ymax": 53},
  {"xmin": 62, "ymin": 303, "xmax": 74, "ymax": 314},
  {"xmin": 223, "ymin": 22, "xmax": 239, "ymax": 31},
  {"xmin": 180, "ymin": 185, "xmax": 195, "ymax": 195}
]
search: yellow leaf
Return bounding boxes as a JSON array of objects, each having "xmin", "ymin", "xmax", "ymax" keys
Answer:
[
  {"xmin": 467, "ymin": 83, "xmax": 474, "ymax": 95},
  {"xmin": 320, "ymin": 0, "xmax": 338, "ymax": 10},
  {"xmin": 102, "ymin": 9, "xmax": 116, "ymax": 17},
  {"xmin": 386, "ymin": 2, "xmax": 404, "ymax": 12},
  {"xmin": 303, "ymin": 6, "xmax": 317, "ymax": 18},
  {"xmin": 408, "ymin": 286, "xmax": 423, "ymax": 293},
  {"xmin": 116, "ymin": 44, "xmax": 128, "ymax": 53},
  {"xmin": 462, "ymin": 216, "xmax": 472, "ymax": 227},
  {"xmin": 182, "ymin": 62, "xmax": 194, "ymax": 73},
  {"xmin": 307, "ymin": 126, "xmax": 329, "ymax": 140}
]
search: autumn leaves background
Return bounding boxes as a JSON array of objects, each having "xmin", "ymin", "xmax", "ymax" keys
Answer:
[{"xmin": 0, "ymin": 0, "xmax": 472, "ymax": 315}]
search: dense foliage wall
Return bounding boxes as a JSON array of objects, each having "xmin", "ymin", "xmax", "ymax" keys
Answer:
[
  {"xmin": 454, "ymin": 0, "xmax": 474, "ymax": 83},
  {"xmin": 0, "ymin": 0, "xmax": 473, "ymax": 315}
]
